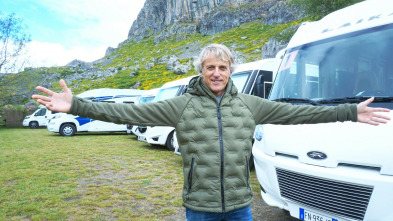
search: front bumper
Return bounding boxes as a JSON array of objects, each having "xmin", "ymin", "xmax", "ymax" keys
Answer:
[
  {"xmin": 47, "ymin": 121, "xmax": 60, "ymax": 133},
  {"xmin": 253, "ymin": 146, "xmax": 393, "ymax": 221}
]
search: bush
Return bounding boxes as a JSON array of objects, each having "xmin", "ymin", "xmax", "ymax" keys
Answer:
[{"xmin": 290, "ymin": 0, "xmax": 363, "ymax": 19}]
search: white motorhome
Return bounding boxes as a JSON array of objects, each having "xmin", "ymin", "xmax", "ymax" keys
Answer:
[
  {"xmin": 136, "ymin": 76, "xmax": 195, "ymax": 150},
  {"xmin": 77, "ymin": 88, "xmax": 145, "ymax": 102},
  {"xmin": 126, "ymin": 88, "xmax": 160, "ymax": 135},
  {"xmin": 22, "ymin": 106, "xmax": 61, "ymax": 129},
  {"xmin": 173, "ymin": 57, "xmax": 282, "ymax": 156},
  {"xmin": 47, "ymin": 89, "xmax": 144, "ymax": 136},
  {"xmin": 253, "ymin": 1, "xmax": 393, "ymax": 220}
]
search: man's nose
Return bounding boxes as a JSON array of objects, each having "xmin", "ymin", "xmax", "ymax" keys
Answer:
[{"xmin": 212, "ymin": 67, "xmax": 221, "ymax": 76}]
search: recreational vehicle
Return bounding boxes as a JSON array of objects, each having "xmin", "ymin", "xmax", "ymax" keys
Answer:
[
  {"xmin": 253, "ymin": 1, "xmax": 393, "ymax": 220},
  {"xmin": 47, "ymin": 89, "xmax": 144, "ymax": 136}
]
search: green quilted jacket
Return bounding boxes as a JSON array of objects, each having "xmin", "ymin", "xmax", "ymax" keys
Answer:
[{"xmin": 68, "ymin": 76, "xmax": 357, "ymax": 213}]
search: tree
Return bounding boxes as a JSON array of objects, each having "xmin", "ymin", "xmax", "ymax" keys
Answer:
[
  {"xmin": 290, "ymin": 0, "xmax": 364, "ymax": 19},
  {"xmin": 0, "ymin": 12, "xmax": 31, "ymax": 73}
]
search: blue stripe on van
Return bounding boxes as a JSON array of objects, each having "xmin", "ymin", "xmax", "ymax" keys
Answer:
[{"xmin": 75, "ymin": 117, "xmax": 93, "ymax": 126}]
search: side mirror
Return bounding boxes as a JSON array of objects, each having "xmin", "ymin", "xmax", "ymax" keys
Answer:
[{"xmin": 254, "ymin": 71, "xmax": 273, "ymax": 98}]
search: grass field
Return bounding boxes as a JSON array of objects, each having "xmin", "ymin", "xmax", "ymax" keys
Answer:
[{"xmin": 0, "ymin": 128, "xmax": 267, "ymax": 221}]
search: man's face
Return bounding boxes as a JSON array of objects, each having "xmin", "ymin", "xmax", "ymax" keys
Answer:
[{"xmin": 200, "ymin": 54, "xmax": 231, "ymax": 97}]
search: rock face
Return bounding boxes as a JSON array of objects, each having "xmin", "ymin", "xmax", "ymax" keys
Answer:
[
  {"xmin": 127, "ymin": 0, "xmax": 289, "ymax": 42},
  {"xmin": 263, "ymin": 0, "xmax": 304, "ymax": 25},
  {"xmin": 199, "ymin": 1, "xmax": 277, "ymax": 35}
]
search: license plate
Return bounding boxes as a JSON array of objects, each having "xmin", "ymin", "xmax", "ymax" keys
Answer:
[
  {"xmin": 299, "ymin": 208, "xmax": 338, "ymax": 221},
  {"xmin": 138, "ymin": 136, "xmax": 147, "ymax": 142}
]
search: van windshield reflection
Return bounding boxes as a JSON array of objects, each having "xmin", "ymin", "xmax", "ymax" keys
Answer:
[{"xmin": 270, "ymin": 24, "xmax": 393, "ymax": 102}]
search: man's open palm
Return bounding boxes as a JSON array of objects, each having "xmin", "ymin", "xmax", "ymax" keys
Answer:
[
  {"xmin": 357, "ymin": 97, "xmax": 390, "ymax": 126},
  {"xmin": 32, "ymin": 79, "xmax": 73, "ymax": 113}
]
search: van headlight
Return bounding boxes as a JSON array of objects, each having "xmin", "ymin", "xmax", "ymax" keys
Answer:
[{"xmin": 24, "ymin": 116, "xmax": 30, "ymax": 119}]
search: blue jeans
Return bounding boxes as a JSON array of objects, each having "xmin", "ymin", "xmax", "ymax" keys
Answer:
[{"xmin": 186, "ymin": 205, "xmax": 253, "ymax": 221}]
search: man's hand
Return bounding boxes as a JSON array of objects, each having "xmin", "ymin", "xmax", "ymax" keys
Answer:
[
  {"xmin": 32, "ymin": 79, "xmax": 73, "ymax": 113},
  {"xmin": 357, "ymin": 97, "xmax": 390, "ymax": 125}
]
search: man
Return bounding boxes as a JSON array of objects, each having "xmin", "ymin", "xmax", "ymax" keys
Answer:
[{"xmin": 33, "ymin": 44, "xmax": 390, "ymax": 221}]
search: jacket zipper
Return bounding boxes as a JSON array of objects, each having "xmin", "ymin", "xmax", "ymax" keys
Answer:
[{"xmin": 216, "ymin": 101, "xmax": 225, "ymax": 213}]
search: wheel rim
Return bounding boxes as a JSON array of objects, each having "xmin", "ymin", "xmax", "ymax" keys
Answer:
[
  {"xmin": 62, "ymin": 126, "xmax": 73, "ymax": 135},
  {"xmin": 31, "ymin": 122, "xmax": 38, "ymax": 128}
]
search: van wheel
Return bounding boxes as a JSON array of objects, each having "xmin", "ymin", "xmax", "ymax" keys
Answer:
[
  {"xmin": 29, "ymin": 121, "xmax": 39, "ymax": 129},
  {"xmin": 166, "ymin": 131, "xmax": 175, "ymax": 151},
  {"xmin": 60, "ymin": 124, "xmax": 76, "ymax": 136},
  {"xmin": 249, "ymin": 154, "xmax": 254, "ymax": 170}
]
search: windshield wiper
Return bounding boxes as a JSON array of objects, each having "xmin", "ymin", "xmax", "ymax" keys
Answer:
[
  {"xmin": 318, "ymin": 96, "xmax": 393, "ymax": 104},
  {"xmin": 273, "ymin": 98, "xmax": 321, "ymax": 106}
]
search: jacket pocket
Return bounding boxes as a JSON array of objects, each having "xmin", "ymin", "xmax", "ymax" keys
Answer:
[
  {"xmin": 186, "ymin": 157, "xmax": 195, "ymax": 199},
  {"xmin": 245, "ymin": 155, "xmax": 252, "ymax": 192}
]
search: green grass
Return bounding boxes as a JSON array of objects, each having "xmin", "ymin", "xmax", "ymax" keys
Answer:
[{"xmin": 0, "ymin": 128, "xmax": 262, "ymax": 220}]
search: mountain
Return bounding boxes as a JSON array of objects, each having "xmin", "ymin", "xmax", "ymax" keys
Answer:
[
  {"xmin": 127, "ymin": 0, "xmax": 302, "ymax": 43},
  {"xmin": 0, "ymin": 0, "xmax": 305, "ymax": 109}
]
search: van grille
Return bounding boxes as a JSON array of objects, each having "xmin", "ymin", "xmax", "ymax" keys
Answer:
[{"xmin": 276, "ymin": 168, "xmax": 373, "ymax": 221}]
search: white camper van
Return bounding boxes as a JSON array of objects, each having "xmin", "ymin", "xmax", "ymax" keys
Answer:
[
  {"xmin": 136, "ymin": 76, "xmax": 195, "ymax": 150},
  {"xmin": 253, "ymin": 1, "xmax": 393, "ymax": 220},
  {"xmin": 22, "ymin": 106, "xmax": 60, "ymax": 129},
  {"xmin": 126, "ymin": 88, "xmax": 160, "ymax": 135},
  {"xmin": 47, "ymin": 89, "xmax": 144, "ymax": 136}
]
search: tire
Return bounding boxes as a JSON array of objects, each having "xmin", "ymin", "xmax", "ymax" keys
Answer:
[
  {"xmin": 29, "ymin": 121, "xmax": 39, "ymax": 129},
  {"xmin": 60, "ymin": 123, "xmax": 76, "ymax": 136},
  {"xmin": 249, "ymin": 154, "xmax": 254, "ymax": 170},
  {"xmin": 165, "ymin": 130, "xmax": 175, "ymax": 151}
]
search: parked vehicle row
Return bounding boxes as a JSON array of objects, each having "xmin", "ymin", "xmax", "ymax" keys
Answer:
[{"xmin": 23, "ymin": 89, "xmax": 147, "ymax": 136}]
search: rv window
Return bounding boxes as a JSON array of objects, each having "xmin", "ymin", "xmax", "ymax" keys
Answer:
[
  {"xmin": 139, "ymin": 96, "xmax": 155, "ymax": 104},
  {"xmin": 154, "ymin": 86, "xmax": 181, "ymax": 102},
  {"xmin": 231, "ymin": 72, "xmax": 251, "ymax": 92},
  {"xmin": 35, "ymin": 108, "xmax": 47, "ymax": 116}
]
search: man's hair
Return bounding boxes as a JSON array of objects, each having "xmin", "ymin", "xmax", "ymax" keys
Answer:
[{"xmin": 194, "ymin": 44, "xmax": 236, "ymax": 74}]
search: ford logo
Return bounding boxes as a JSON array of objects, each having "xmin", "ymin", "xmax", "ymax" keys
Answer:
[{"xmin": 307, "ymin": 151, "xmax": 327, "ymax": 160}]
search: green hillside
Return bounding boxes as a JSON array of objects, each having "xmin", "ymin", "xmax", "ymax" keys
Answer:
[{"xmin": 0, "ymin": 18, "xmax": 304, "ymax": 117}]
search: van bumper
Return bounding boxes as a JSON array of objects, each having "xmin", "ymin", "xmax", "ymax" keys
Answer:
[
  {"xmin": 22, "ymin": 120, "xmax": 29, "ymax": 127},
  {"xmin": 47, "ymin": 121, "xmax": 60, "ymax": 133},
  {"xmin": 252, "ymin": 146, "xmax": 393, "ymax": 221}
]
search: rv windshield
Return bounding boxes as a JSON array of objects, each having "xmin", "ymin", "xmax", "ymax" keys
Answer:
[
  {"xmin": 231, "ymin": 72, "xmax": 251, "ymax": 92},
  {"xmin": 154, "ymin": 86, "xmax": 181, "ymax": 102},
  {"xmin": 270, "ymin": 24, "xmax": 393, "ymax": 103}
]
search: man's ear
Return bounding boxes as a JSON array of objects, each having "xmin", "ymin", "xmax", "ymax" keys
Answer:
[{"xmin": 199, "ymin": 71, "xmax": 204, "ymax": 78}]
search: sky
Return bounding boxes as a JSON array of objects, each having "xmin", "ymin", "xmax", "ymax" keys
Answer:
[{"xmin": 0, "ymin": 0, "xmax": 146, "ymax": 70}]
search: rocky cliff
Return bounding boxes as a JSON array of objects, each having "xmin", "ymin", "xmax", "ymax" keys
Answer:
[{"xmin": 127, "ymin": 0, "xmax": 303, "ymax": 43}]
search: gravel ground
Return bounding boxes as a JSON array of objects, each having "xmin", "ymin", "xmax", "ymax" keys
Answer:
[{"xmin": 164, "ymin": 196, "xmax": 300, "ymax": 221}]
